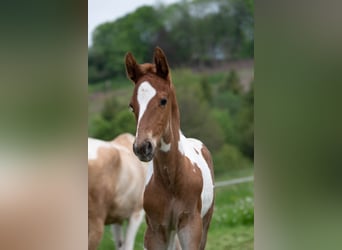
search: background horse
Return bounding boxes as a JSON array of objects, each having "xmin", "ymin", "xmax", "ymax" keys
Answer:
[
  {"xmin": 88, "ymin": 133, "xmax": 147, "ymax": 250},
  {"xmin": 125, "ymin": 47, "xmax": 215, "ymax": 250}
]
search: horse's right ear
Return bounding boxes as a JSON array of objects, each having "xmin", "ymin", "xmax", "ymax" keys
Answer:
[
  {"xmin": 125, "ymin": 52, "xmax": 141, "ymax": 83},
  {"xmin": 153, "ymin": 47, "xmax": 170, "ymax": 81}
]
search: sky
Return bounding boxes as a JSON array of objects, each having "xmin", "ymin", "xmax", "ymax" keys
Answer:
[{"xmin": 88, "ymin": 0, "xmax": 180, "ymax": 46}]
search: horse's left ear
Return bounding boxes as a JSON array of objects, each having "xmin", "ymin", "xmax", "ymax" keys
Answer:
[{"xmin": 153, "ymin": 47, "xmax": 170, "ymax": 81}]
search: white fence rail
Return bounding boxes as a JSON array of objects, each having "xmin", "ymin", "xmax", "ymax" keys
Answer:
[{"xmin": 215, "ymin": 176, "xmax": 254, "ymax": 188}]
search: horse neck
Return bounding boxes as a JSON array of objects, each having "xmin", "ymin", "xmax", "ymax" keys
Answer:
[
  {"xmin": 153, "ymin": 86, "xmax": 183, "ymax": 189},
  {"xmin": 164, "ymin": 85, "xmax": 181, "ymax": 150}
]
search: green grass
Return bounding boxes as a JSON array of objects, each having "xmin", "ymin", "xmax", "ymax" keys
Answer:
[
  {"xmin": 97, "ymin": 169, "xmax": 254, "ymax": 250},
  {"xmin": 215, "ymin": 167, "xmax": 254, "ymax": 182},
  {"xmin": 206, "ymin": 225, "xmax": 253, "ymax": 250}
]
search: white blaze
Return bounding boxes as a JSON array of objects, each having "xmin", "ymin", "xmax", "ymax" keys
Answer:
[{"xmin": 136, "ymin": 81, "xmax": 157, "ymax": 136}]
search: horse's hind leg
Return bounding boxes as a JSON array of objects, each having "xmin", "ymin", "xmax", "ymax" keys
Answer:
[
  {"xmin": 124, "ymin": 209, "xmax": 145, "ymax": 250},
  {"xmin": 112, "ymin": 224, "xmax": 125, "ymax": 250}
]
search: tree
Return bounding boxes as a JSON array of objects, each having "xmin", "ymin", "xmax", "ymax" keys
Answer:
[
  {"xmin": 200, "ymin": 76, "xmax": 212, "ymax": 103},
  {"xmin": 89, "ymin": 6, "xmax": 162, "ymax": 83},
  {"xmin": 89, "ymin": 0, "xmax": 255, "ymax": 84},
  {"xmin": 177, "ymin": 84, "xmax": 225, "ymax": 152}
]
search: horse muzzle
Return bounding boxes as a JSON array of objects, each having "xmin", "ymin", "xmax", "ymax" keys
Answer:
[{"xmin": 133, "ymin": 139, "xmax": 155, "ymax": 162}]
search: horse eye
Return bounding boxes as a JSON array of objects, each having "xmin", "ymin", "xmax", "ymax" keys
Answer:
[
  {"xmin": 160, "ymin": 98, "xmax": 167, "ymax": 106},
  {"xmin": 129, "ymin": 104, "xmax": 134, "ymax": 112}
]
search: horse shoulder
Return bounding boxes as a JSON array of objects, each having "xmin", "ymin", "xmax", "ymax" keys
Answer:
[
  {"xmin": 181, "ymin": 136, "xmax": 214, "ymax": 217},
  {"xmin": 181, "ymin": 136, "xmax": 211, "ymax": 172}
]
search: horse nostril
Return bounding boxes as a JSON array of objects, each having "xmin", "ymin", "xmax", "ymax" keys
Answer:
[
  {"xmin": 133, "ymin": 140, "xmax": 154, "ymax": 161},
  {"xmin": 145, "ymin": 141, "xmax": 153, "ymax": 155}
]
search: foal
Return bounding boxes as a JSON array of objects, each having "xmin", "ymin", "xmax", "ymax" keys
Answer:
[{"xmin": 125, "ymin": 47, "xmax": 214, "ymax": 250}]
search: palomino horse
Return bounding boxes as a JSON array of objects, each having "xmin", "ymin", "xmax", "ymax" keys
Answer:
[
  {"xmin": 125, "ymin": 47, "xmax": 215, "ymax": 249},
  {"xmin": 88, "ymin": 133, "xmax": 147, "ymax": 250}
]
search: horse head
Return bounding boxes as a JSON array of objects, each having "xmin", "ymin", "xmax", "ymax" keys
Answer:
[{"xmin": 125, "ymin": 47, "xmax": 177, "ymax": 162}]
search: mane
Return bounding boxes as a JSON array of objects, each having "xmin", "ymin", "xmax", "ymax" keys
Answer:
[
  {"xmin": 139, "ymin": 63, "xmax": 173, "ymax": 83},
  {"xmin": 139, "ymin": 63, "xmax": 156, "ymax": 75}
]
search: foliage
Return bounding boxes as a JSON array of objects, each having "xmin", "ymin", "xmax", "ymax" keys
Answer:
[
  {"xmin": 101, "ymin": 98, "xmax": 120, "ymax": 121},
  {"xmin": 234, "ymin": 86, "xmax": 254, "ymax": 159},
  {"xmin": 200, "ymin": 75, "xmax": 212, "ymax": 103},
  {"xmin": 213, "ymin": 143, "xmax": 251, "ymax": 175},
  {"xmin": 89, "ymin": 98, "xmax": 136, "ymax": 140},
  {"xmin": 177, "ymin": 84, "xmax": 225, "ymax": 152},
  {"xmin": 219, "ymin": 69, "xmax": 242, "ymax": 94},
  {"xmin": 213, "ymin": 90, "xmax": 243, "ymax": 116},
  {"xmin": 89, "ymin": 115, "xmax": 113, "ymax": 141},
  {"xmin": 89, "ymin": 0, "xmax": 254, "ymax": 83},
  {"xmin": 89, "ymin": 6, "xmax": 162, "ymax": 82},
  {"xmin": 111, "ymin": 110, "xmax": 136, "ymax": 137},
  {"xmin": 212, "ymin": 109, "xmax": 237, "ymax": 144}
]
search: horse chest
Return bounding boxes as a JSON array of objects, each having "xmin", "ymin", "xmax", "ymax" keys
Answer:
[{"xmin": 143, "ymin": 165, "xmax": 202, "ymax": 227}]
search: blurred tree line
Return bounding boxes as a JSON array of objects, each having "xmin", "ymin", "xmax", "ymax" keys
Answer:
[{"xmin": 89, "ymin": 0, "xmax": 254, "ymax": 83}]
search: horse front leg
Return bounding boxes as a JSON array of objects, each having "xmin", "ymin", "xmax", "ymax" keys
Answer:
[
  {"xmin": 144, "ymin": 224, "xmax": 169, "ymax": 250},
  {"xmin": 112, "ymin": 224, "xmax": 124, "ymax": 250},
  {"xmin": 177, "ymin": 214, "xmax": 203, "ymax": 250},
  {"xmin": 124, "ymin": 209, "xmax": 145, "ymax": 250},
  {"xmin": 144, "ymin": 214, "xmax": 172, "ymax": 250}
]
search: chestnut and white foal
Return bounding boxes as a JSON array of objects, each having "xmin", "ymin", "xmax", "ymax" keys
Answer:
[
  {"xmin": 125, "ymin": 47, "xmax": 215, "ymax": 250},
  {"xmin": 88, "ymin": 133, "xmax": 147, "ymax": 250}
]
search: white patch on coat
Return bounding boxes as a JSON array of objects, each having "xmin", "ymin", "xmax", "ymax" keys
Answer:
[
  {"xmin": 178, "ymin": 131, "xmax": 214, "ymax": 217},
  {"xmin": 145, "ymin": 160, "xmax": 154, "ymax": 186},
  {"xmin": 160, "ymin": 138, "xmax": 171, "ymax": 152},
  {"xmin": 136, "ymin": 81, "xmax": 156, "ymax": 137},
  {"xmin": 88, "ymin": 137, "xmax": 111, "ymax": 160},
  {"xmin": 88, "ymin": 138, "xmax": 130, "ymax": 160}
]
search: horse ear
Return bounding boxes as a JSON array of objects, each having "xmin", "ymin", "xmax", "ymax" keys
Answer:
[
  {"xmin": 125, "ymin": 52, "xmax": 141, "ymax": 83},
  {"xmin": 153, "ymin": 47, "xmax": 170, "ymax": 81}
]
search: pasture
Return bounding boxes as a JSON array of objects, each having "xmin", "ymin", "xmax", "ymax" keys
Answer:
[
  {"xmin": 89, "ymin": 63, "xmax": 254, "ymax": 249},
  {"xmin": 97, "ymin": 168, "xmax": 254, "ymax": 250}
]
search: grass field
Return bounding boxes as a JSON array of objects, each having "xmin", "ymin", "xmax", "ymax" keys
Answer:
[{"xmin": 97, "ymin": 168, "xmax": 254, "ymax": 250}]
